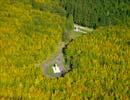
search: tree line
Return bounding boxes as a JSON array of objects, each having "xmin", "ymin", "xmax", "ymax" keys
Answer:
[{"xmin": 60, "ymin": 0, "xmax": 130, "ymax": 28}]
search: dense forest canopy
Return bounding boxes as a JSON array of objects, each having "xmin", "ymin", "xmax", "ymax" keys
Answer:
[{"xmin": 60, "ymin": 0, "xmax": 130, "ymax": 28}]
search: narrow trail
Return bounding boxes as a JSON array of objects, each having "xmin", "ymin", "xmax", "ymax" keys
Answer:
[{"xmin": 40, "ymin": 24, "xmax": 93, "ymax": 78}]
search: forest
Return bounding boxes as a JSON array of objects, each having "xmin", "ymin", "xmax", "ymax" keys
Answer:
[
  {"xmin": 60, "ymin": 0, "xmax": 130, "ymax": 28},
  {"xmin": 0, "ymin": 0, "xmax": 130, "ymax": 99}
]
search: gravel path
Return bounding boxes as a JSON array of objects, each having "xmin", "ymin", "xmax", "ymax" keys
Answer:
[
  {"xmin": 41, "ymin": 43, "xmax": 67, "ymax": 78},
  {"xmin": 41, "ymin": 24, "xmax": 93, "ymax": 78}
]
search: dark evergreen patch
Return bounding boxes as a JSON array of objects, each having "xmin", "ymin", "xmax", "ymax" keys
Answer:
[{"xmin": 60, "ymin": 0, "xmax": 130, "ymax": 28}]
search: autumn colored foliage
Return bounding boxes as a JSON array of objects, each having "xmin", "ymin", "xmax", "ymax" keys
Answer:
[{"xmin": 0, "ymin": 0, "xmax": 130, "ymax": 99}]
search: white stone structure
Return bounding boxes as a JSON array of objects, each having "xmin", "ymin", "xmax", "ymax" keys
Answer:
[
  {"xmin": 74, "ymin": 24, "xmax": 93, "ymax": 33},
  {"xmin": 52, "ymin": 64, "xmax": 61, "ymax": 73}
]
